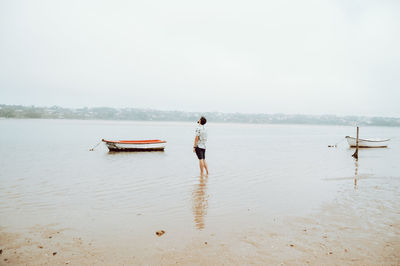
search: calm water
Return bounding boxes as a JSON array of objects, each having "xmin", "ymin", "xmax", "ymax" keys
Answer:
[{"xmin": 1, "ymin": 119, "xmax": 399, "ymax": 242}]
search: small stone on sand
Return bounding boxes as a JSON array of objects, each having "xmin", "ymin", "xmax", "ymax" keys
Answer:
[
  {"xmin": 53, "ymin": 252, "xmax": 57, "ymax": 256},
  {"xmin": 156, "ymin": 230, "xmax": 165, "ymax": 236}
]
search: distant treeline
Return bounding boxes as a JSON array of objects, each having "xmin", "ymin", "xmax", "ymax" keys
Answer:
[{"xmin": 1, "ymin": 104, "xmax": 399, "ymax": 127}]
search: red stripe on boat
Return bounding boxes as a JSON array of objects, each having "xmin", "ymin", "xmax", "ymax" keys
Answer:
[{"xmin": 102, "ymin": 139, "xmax": 166, "ymax": 144}]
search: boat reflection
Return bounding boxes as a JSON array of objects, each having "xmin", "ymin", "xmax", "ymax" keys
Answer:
[
  {"xmin": 192, "ymin": 174, "xmax": 209, "ymax": 230},
  {"xmin": 354, "ymin": 159, "xmax": 358, "ymax": 189}
]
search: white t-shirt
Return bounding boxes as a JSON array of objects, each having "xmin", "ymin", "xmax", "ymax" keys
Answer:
[{"xmin": 195, "ymin": 125, "xmax": 207, "ymax": 149}]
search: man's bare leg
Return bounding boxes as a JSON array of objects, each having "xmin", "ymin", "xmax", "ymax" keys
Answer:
[
  {"xmin": 202, "ymin": 160, "xmax": 209, "ymax": 175},
  {"xmin": 199, "ymin": 160, "xmax": 204, "ymax": 175}
]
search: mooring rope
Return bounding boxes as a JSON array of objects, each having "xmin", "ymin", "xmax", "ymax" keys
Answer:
[
  {"xmin": 89, "ymin": 140, "xmax": 102, "ymax": 151},
  {"xmin": 328, "ymin": 137, "xmax": 345, "ymax": 148}
]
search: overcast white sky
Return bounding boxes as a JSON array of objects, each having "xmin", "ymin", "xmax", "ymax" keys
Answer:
[{"xmin": 0, "ymin": 0, "xmax": 399, "ymax": 116}]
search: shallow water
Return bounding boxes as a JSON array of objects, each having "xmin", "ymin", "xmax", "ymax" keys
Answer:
[{"xmin": 0, "ymin": 119, "xmax": 399, "ymax": 244}]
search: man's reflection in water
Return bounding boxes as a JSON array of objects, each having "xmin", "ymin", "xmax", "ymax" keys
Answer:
[{"xmin": 192, "ymin": 174, "xmax": 209, "ymax": 230}]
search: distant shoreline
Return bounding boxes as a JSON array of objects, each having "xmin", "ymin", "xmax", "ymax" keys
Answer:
[{"xmin": 1, "ymin": 104, "xmax": 399, "ymax": 127}]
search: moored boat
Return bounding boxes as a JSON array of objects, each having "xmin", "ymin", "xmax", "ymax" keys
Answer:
[
  {"xmin": 102, "ymin": 139, "xmax": 167, "ymax": 151},
  {"xmin": 345, "ymin": 136, "xmax": 390, "ymax": 148}
]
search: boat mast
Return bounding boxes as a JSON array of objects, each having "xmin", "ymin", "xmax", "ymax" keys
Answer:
[{"xmin": 352, "ymin": 127, "xmax": 359, "ymax": 159}]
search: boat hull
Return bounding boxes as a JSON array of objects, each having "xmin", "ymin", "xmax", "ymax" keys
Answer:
[
  {"xmin": 345, "ymin": 136, "xmax": 390, "ymax": 148},
  {"xmin": 102, "ymin": 139, "xmax": 166, "ymax": 152}
]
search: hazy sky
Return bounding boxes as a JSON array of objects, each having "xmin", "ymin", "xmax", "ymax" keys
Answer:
[{"xmin": 0, "ymin": 0, "xmax": 399, "ymax": 116}]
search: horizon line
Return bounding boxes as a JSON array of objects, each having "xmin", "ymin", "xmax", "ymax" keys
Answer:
[{"xmin": 1, "ymin": 103, "xmax": 400, "ymax": 119}]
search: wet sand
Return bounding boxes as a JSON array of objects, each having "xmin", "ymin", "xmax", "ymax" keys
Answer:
[{"xmin": 1, "ymin": 191, "xmax": 399, "ymax": 265}]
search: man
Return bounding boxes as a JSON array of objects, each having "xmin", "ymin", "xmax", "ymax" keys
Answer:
[{"xmin": 193, "ymin": 116, "xmax": 209, "ymax": 175}]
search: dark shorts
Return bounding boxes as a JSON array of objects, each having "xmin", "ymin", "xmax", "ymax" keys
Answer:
[{"xmin": 195, "ymin": 147, "xmax": 206, "ymax": 160}]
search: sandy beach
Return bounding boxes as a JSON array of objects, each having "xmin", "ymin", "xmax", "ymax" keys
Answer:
[
  {"xmin": 1, "ymin": 196, "xmax": 399, "ymax": 265},
  {"xmin": 2, "ymin": 173, "xmax": 400, "ymax": 265}
]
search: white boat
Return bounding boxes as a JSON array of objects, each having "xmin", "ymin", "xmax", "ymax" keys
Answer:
[
  {"xmin": 102, "ymin": 139, "xmax": 166, "ymax": 151},
  {"xmin": 345, "ymin": 136, "xmax": 390, "ymax": 148}
]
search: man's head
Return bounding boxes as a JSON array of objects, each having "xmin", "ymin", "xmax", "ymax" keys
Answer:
[{"xmin": 198, "ymin": 116, "xmax": 207, "ymax": 125}]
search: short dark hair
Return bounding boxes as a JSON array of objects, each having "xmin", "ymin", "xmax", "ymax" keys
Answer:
[{"xmin": 199, "ymin": 116, "xmax": 207, "ymax": 125}]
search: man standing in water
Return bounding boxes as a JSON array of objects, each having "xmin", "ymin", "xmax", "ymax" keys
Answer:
[{"xmin": 193, "ymin": 116, "xmax": 209, "ymax": 175}]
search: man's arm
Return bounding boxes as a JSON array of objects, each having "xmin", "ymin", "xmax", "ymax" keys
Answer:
[{"xmin": 193, "ymin": 136, "xmax": 199, "ymax": 152}]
